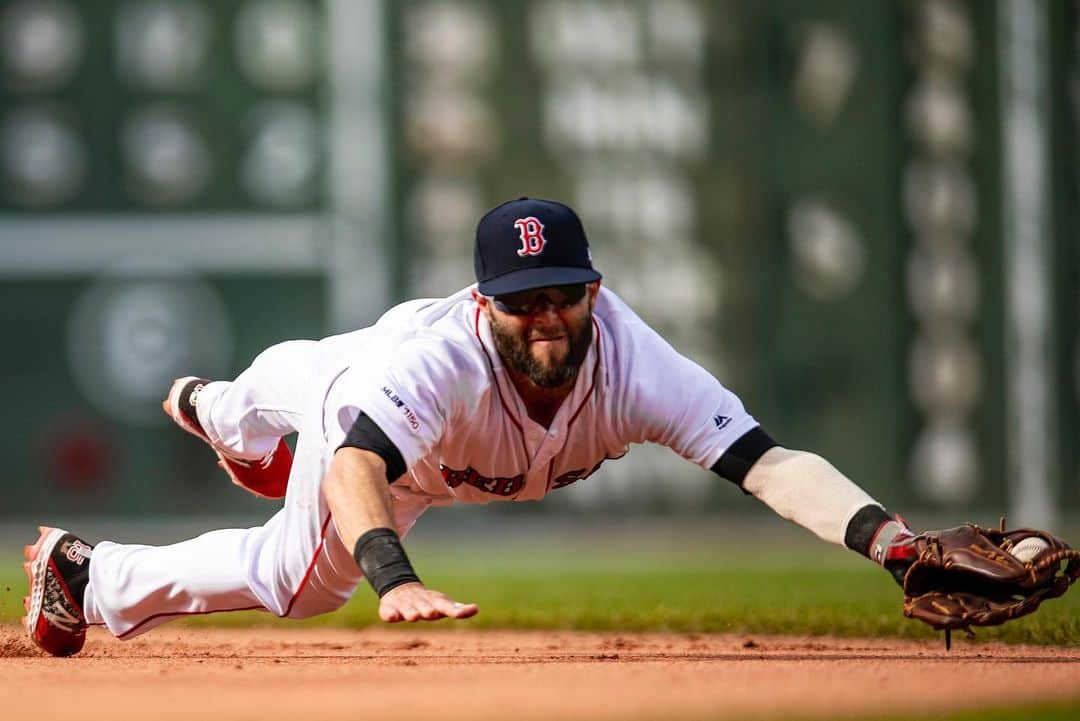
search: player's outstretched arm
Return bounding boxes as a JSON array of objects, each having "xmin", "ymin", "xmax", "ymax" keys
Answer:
[
  {"xmin": 322, "ymin": 447, "xmax": 478, "ymax": 622},
  {"xmin": 737, "ymin": 445, "xmax": 913, "ymax": 579},
  {"xmin": 741, "ymin": 446, "xmax": 881, "ymax": 548}
]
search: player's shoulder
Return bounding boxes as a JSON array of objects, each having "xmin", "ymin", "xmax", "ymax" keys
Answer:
[
  {"xmin": 377, "ymin": 286, "xmax": 489, "ymax": 375},
  {"xmin": 375, "ymin": 286, "xmax": 476, "ymax": 330},
  {"xmin": 594, "ymin": 286, "xmax": 674, "ymax": 358},
  {"xmin": 316, "ymin": 286, "xmax": 486, "ymax": 371},
  {"xmin": 593, "ymin": 285, "xmax": 706, "ymax": 397},
  {"xmin": 328, "ymin": 293, "xmax": 489, "ymax": 407}
]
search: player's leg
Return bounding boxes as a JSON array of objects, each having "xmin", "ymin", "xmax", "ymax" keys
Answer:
[
  {"xmin": 188, "ymin": 340, "xmax": 316, "ymax": 457},
  {"xmin": 24, "ymin": 332, "xmax": 427, "ymax": 655},
  {"xmin": 73, "ymin": 424, "xmax": 337, "ymax": 640},
  {"xmin": 51, "ymin": 429, "xmax": 429, "ymax": 648},
  {"xmin": 165, "ymin": 340, "xmax": 317, "ymax": 499}
]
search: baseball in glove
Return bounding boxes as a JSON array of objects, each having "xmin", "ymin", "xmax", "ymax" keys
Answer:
[{"xmin": 883, "ymin": 519, "xmax": 1080, "ymax": 649}]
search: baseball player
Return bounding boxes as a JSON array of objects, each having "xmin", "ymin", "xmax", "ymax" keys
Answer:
[{"xmin": 23, "ymin": 197, "xmax": 916, "ymax": 657}]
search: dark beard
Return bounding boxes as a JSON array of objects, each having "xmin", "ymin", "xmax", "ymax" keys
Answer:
[{"xmin": 491, "ymin": 317, "xmax": 593, "ymax": 389}]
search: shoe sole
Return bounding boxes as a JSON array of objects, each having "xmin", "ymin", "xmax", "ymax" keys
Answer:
[{"xmin": 22, "ymin": 526, "xmax": 67, "ymax": 639}]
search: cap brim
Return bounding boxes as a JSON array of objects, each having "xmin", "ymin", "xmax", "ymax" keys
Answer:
[{"xmin": 477, "ymin": 267, "xmax": 602, "ymax": 296}]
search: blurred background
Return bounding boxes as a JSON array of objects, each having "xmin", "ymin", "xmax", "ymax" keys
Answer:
[{"xmin": 0, "ymin": 0, "xmax": 1076, "ymax": 531}]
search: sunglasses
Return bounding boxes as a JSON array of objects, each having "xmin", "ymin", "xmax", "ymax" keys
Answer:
[{"xmin": 491, "ymin": 284, "xmax": 588, "ymax": 316}]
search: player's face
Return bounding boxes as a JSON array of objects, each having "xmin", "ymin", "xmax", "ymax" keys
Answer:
[{"xmin": 482, "ymin": 282, "xmax": 598, "ymax": 389}]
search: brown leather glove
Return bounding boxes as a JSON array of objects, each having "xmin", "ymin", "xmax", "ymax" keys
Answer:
[{"xmin": 899, "ymin": 521, "xmax": 1080, "ymax": 636}]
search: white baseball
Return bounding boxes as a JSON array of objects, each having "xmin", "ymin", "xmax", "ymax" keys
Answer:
[{"xmin": 1010, "ymin": 537, "xmax": 1050, "ymax": 564}]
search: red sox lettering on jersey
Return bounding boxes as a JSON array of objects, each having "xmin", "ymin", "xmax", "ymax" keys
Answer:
[
  {"xmin": 440, "ymin": 464, "xmax": 525, "ymax": 497},
  {"xmin": 514, "ymin": 217, "xmax": 546, "ymax": 257},
  {"xmin": 438, "ymin": 458, "xmax": 608, "ymax": 498}
]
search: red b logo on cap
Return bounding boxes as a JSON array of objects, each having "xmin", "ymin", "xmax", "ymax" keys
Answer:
[{"xmin": 514, "ymin": 217, "xmax": 546, "ymax": 257}]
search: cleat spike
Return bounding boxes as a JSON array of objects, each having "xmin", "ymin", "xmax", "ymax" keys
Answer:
[
  {"xmin": 944, "ymin": 628, "xmax": 951, "ymax": 651},
  {"xmin": 23, "ymin": 596, "xmax": 29, "ymax": 611}
]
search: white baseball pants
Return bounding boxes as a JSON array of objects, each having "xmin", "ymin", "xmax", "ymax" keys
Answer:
[{"xmin": 81, "ymin": 340, "xmax": 416, "ymax": 639}]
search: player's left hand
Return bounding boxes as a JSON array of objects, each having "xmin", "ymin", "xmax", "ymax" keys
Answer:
[
  {"xmin": 378, "ymin": 581, "xmax": 479, "ymax": 623},
  {"xmin": 898, "ymin": 521, "xmax": 1080, "ymax": 647}
]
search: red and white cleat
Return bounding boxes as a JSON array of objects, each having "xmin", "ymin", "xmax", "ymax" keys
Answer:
[
  {"xmin": 163, "ymin": 376, "xmax": 292, "ymax": 499},
  {"xmin": 23, "ymin": 526, "xmax": 92, "ymax": 657}
]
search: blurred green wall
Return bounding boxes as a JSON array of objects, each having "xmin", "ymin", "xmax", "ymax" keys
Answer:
[{"xmin": 1, "ymin": 0, "xmax": 1077, "ymax": 517}]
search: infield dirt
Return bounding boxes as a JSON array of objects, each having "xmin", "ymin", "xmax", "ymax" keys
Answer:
[{"xmin": 2, "ymin": 625, "xmax": 1079, "ymax": 720}]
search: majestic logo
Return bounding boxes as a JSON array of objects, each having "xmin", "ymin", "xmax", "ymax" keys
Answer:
[
  {"xmin": 440, "ymin": 465, "xmax": 524, "ymax": 497},
  {"xmin": 514, "ymin": 217, "xmax": 546, "ymax": 257},
  {"xmin": 713, "ymin": 414, "xmax": 731, "ymax": 430},
  {"xmin": 381, "ymin": 386, "xmax": 420, "ymax": 431}
]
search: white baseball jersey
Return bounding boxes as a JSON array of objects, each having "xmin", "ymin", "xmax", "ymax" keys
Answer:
[
  {"xmin": 80, "ymin": 285, "xmax": 759, "ymax": 639},
  {"xmin": 326, "ymin": 285, "xmax": 758, "ymax": 507}
]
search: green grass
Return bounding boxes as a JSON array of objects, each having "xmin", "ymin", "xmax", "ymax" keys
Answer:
[
  {"xmin": 849, "ymin": 698, "xmax": 1080, "ymax": 721},
  {"xmin": 3, "ymin": 540, "xmax": 1077, "ymax": 645}
]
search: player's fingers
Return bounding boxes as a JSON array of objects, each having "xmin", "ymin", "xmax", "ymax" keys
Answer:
[
  {"xmin": 449, "ymin": 602, "xmax": 479, "ymax": 619},
  {"xmin": 404, "ymin": 596, "xmax": 439, "ymax": 620},
  {"xmin": 378, "ymin": 600, "xmax": 403, "ymax": 623},
  {"xmin": 399, "ymin": 605, "xmax": 423, "ymax": 622},
  {"xmin": 432, "ymin": 596, "xmax": 478, "ymax": 619},
  {"xmin": 379, "ymin": 587, "xmax": 475, "ymax": 622}
]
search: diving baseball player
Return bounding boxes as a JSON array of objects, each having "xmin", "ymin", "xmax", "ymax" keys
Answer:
[{"xmin": 23, "ymin": 197, "xmax": 914, "ymax": 656}]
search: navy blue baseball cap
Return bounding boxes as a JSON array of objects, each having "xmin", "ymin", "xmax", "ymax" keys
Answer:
[{"xmin": 474, "ymin": 197, "xmax": 602, "ymax": 296}]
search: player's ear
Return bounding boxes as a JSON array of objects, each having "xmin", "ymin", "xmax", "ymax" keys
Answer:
[{"xmin": 471, "ymin": 288, "xmax": 491, "ymax": 314}]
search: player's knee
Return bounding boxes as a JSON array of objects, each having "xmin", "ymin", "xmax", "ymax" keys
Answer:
[{"xmin": 250, "ymin": 339, "xmax": 317, "ymax": 373}]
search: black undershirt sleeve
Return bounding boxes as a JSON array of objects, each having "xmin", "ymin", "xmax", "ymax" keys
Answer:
[
  {"xmin": 338, "ymin": 412, "xmax": 407, "ymax": 483},
  {"xmin": 710, "ymin": 426, "xmax": 778, "ymax": 491}
]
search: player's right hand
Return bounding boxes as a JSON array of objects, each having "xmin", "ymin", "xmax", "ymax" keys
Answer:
[{"xmin": 378, "ymin": 581, "xmax": 479, "ymax": 623}]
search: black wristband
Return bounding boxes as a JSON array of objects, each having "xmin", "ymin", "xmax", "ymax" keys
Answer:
[
  {"xmin": 353, "ymin": 527, "xmax": 420, "ymax": 597},
  {"xmin": 844, "ymin": 504, "xmax": 893, "ymax": 558}
]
